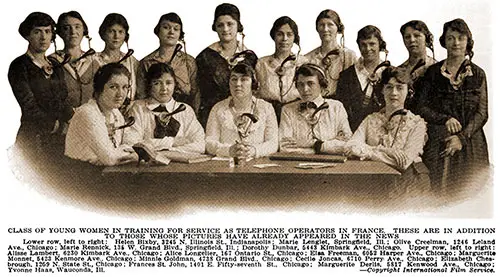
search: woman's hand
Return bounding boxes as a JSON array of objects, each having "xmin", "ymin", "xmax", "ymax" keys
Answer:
[
  {"xmin": 229, "ymin": 142, "xmax": 251, "ymax": 159},
  {"xmin": 381, "ymin": 148, "xmax": 409, "ymax": 169},
  {"xmin": 280, "ymin": 137, "xmax": 297, "ymax": 148},
  {"xmin": 445, "ymin": 117, "xmax": 462, "ymax": 134},
  {"xmin": 441, "ymin": 135, "xmax": 463, "ymax": 157}
]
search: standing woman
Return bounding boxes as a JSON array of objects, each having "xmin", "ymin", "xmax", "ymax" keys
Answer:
[
  {"xmin": 137, "ymin": 13, "xmax": 199, "ymax": 114},
  {"xmin": 95, "ymin": 13, "xmax": 139, "ymax": 107},
  {"xmin": 399, "ymin": 20, "xmax": 436, "ymax": 111},
  {"xmin": 255, "ymin": 16, "xmax": 307, "ymax": 122},
  {"xmin": 50, "ymin": 11, "xmax": 100, "ymax": 108},
  {"xmin": 417, "ymin": 19, "xmax": 489, "ymax": 188},
  {"xmin": 65, "ymin": 63, "xmax": 138, "ymax": 166},
  {"xmin": 196, "ymin": 3, "xmax": 251, "ymax": 128},
  {"xmin": 336, "ymin": 25, "xmax": 390, "ymax": 132},
  {"xmin": 8, "ymin": 12, "xmax": 73, "ymax": 163},
  {"xmin": 305, "ymin": 9, "xmax": 356, "ymax": 98}
]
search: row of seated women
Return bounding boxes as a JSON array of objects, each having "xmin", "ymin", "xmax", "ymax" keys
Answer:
[{"xmin": 9, "ymin": 5, "xmax": 489, "ymax": 194}]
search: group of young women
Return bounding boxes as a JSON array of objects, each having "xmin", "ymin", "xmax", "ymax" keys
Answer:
[{"xmin": 9, "ymin": 3, "xmax": 489, "ymax": 196}]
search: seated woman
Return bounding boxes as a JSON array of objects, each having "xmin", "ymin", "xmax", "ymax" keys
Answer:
[
  {"xmin": 205, "ymin": 56, "xmax": 278, "ymax": 160},
  {"xmin": 137, "ymin": 13, "xmax": 199, "ymax": 114},
  {"xmin": 50, "ymin": 11, "xmax": 100, "ymax": 108},
  {"xmin": 65, "ymin": 63, "xmax": 138, "ymax": 166},
  {"xmin": 279, "ymin": 64, "xmax": 352, "ymax": 154},
  {"xmin": 417, "ymin": 19, "xmax": 489, "ymax": 189},
  {"xmin": 123, "ymin": 63, "xmax": 204, "ymax": 154},
  {"xmin": 305, "ymin": 9, "xmax": 356, "ymax": 98},
  {"xmin": 344, "ymin": 66, "xmax": 430, "ymax": 195},
  {"xmin": 95, "ymin": 13, "xmax": 139, "ymax": 104},
  {"xmin": 255, "ymin": 16, "xmax": 307, "ymax": 121},
  {"xmin": 336, "ymin": 25, "xmax": 389, "ymax": 132},
  {"xmin": 398, "ymin": 20, "xmax": 436, "ymax": 111},
  {"xmin": 8, "ymin": 12, "xmax": 73, "ymax": 163},
  {"xmin": 196, "ymin": 3, "xmax": 254, "ymax": 128}
]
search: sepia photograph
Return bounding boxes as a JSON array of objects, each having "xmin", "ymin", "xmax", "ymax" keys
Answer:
[{"xmin": 1, "ymin": 0, "xmax": 497, "ymax": 275}]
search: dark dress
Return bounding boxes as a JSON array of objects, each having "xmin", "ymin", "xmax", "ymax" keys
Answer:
[
  {"xmin": 335, "ymin": 65, "xmax": 385, "ymax": 132},
  {"xmin": 195, "ymin": 47, "xmax": 232, "ymax": 128},
  {"xmin": 8, "ymin": 54, "xmax": 73, "ymax": 164},
  {"xmin": 416, "ymin": 60, "xmax": 489, "ymax": 188}
]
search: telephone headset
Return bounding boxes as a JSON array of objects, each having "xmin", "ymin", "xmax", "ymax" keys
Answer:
[
  {"xmin": 294, "ymin": 63, "xmax": 329, "ymax": 90},
  {"xmin": 229, "ymin": 50, "xmax": 259, "ymax": 91},
  {"xmin": 275, "ymin": 45, "xmax": 301, "ymax": 104},
  {"xmin": 234, "ymin": 99, "xmax": 258, "ymax": 140},
  {"xmin": 406, "ymin": 58, "xmax": 425, "ymax": 101},
  {"xmin": 158, "ymin": 103, "xmax": 187, "ymax": 126},
  {"xmin": 384, "ymin": 108, "xmax": 408, "ymax": 148},
  {"xmin": 362, "ymin": 60, "xmax": 391, "ymax": 108},
  {"xmin": 308, "ymin": 101, "xmax": 330, "ymax": 142}
]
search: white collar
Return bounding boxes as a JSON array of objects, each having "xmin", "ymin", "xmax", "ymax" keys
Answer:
[{"xmin": 147, "ymin": 98, "xmax": 176, "ymax": 112}]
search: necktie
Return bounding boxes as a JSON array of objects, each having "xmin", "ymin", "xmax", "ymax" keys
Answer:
[
  {"xmin": 299, "ymin": 101, "xmax": 317, "ymax": 112},
  {"xmin": 152, "ymin": 104, "xmax": 168, "ymax": 113}
]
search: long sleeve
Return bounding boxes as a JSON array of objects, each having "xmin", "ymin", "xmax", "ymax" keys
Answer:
[
  {"xmin": 416, "ymin": 64, "xmax": 451, "ymax": 124},
  {"xmin": 170, "ymin": 106, "xmax": 205, "ymax": 154},
  {"xmin": 8, "ymin": 59, "xmax": 52, "ymax": 125},
  {"xmin": 186, "ymin": 57, "xmax": 200, "ymax": 115},
  {"xmin": 278, "ymin": 105, "xmax": 315, "ymax": 154},
  {"xmin": 65, "ymin": 104, "xmax": 133, "ymax": 166},
  {"xmin": 205, "ymin": 103, "xmax": 232, "ymax": 157},
  {"xmin": 321, "ymin": 103, "xmax": 352, "ymax": 154},
  {"xmin": 253, "ymin": 102, "xmax": 278, "ymax": 157},
  {"xmin": 346, "ymin": 114, "xmax": 426, "ymax": 170},
  {"xmin": 457, "ymin": 73, "xmax": 488, "ymax": 146}
]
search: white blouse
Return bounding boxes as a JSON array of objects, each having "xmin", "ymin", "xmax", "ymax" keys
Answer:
[
  {"xmin": 123, "ymin": 98, "xmax": 205, "ymax": 153},
  {"xmin": 305, "ymin": 47, "xmax": 356, "ymax": 97},
  {"xmin": 255, "ymin": 54, "xmax": 308, "ymax": 104},
  {"xmin": 65, "ymin": 99, "xmax": 133, "ymax": 166},
  {"xmin": 206, "ymin": 97, "xmax": 278, "ymax": 157},
  {"xmin": 279, "ymin": 96, "xmax": 352, "ymax": 154},
  {"xmin": 345, "ymin": 110, "xmax": 427, "ymax": 170}
]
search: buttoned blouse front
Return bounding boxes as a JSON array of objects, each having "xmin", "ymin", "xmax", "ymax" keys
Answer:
[
  {"xmin": 123, "ymin": 98, "xmax": 205, "ymax": 153},
  {"xmin": 205, "ymin": 97, "xmax": 278, "ymax": 157},
  {"xmin": 279, "ymin": 97, "xmax": 352, "ymax": 154}
]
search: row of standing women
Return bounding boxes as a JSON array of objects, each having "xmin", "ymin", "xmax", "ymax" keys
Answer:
[{"xmin": 9, "ymin": 3, "xmax": 489, "ymax": 193}]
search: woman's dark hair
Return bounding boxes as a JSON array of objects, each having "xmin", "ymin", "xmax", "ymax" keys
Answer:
[
  {"xmin": 439, "ymin": 18, "xmax": 474, "ymax": 59},
  {"xmin": 380, "ymin": 66, "xmax": 411, "ymax": 86},
  {"xmin": 93, "ymin": 63, "xmax": 131, "ymax": 98},
  {"xmin": 315, "ymin": 9, "xmax": 344, "ymax": 34},
  {"xmin": 270, "ymin": 16, "xmax": 300, "ymax": 45},
  {"xmin": 99, "ymin": 13, "xmax": 130, "ymax": 43},
  {"xmin": 294, "ymin": 63, "xmax": 328, "ymax": 89},
  {"xmin": 154, "ymin": 13, "xmax": 185, "ymax": 40},
  {"xmin": 56, "ymin": 11, "xmax": 89, "ymax": 37},
  {"xmin": 231, "ymin": 63, "xmax": 258, "ymax": 91},
  {"xmin": 212, "ymin": 3, "xmax": 243, "ymax": 33},
  {"xmin": 400, "ymin": 20, "xmax": 434, "ymax": 54},
  {"xmin": 356, "ymin": 25, "xmax": 387, "ymax": 52},
  {"xmin": 19, "ymin": 12, "xmax": 56, "ymax": 41},
  {"xmin": 145, "ymin": 63, "xmax": 176, "ymax": 97}
]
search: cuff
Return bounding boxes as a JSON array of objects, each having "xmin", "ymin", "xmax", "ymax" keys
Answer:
[{"xmin": 314, "ymin": 140, "xmax": 324, "ymax": 154}]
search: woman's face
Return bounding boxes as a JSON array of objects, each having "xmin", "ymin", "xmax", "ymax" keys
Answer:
[
  {"xmin": 150, "ymin": 73, "xmax": 176, "ymax": 103},
  {"xmin": 274, "ymin": 24, "xmax": 294, "ymax": 53},
  {"xmin": 444, "ymin": 29, "xmax": 468, "ymax": 58},
  {"xmin": 229, "ymin": 72, "xmax": 252, "ymax": 99},
  {"xmin": 215, "ymin": 15, "xmax": 238, "ymax": 43},
  {"xmin": 59, "ymin": 16, "xmax": 84, "ymax": 48},
  {"xmin": 359, "ymin": 35, "xmax": 380, "ymax": 63},
  {"xmin": 383, "ymin": 78, "xmax": 408, "ymax": 109},
  {"xmin": 316, "ymin": 18, "xmax": 338, "ymax": 43},
  {"xmin": 103, "ymin": 24, "xmax": 126, "ymax": 50},
  {"xmin": 97, "ymin": 74, "xmax": 129, "ymax": 111},
  {"xmin": 403, "ymin": 27, "xmax": 427, "ymax": 56},
  {"xmin": 296, "ymin": 74, "xmax": 322, "ymax": 102},
  {"xmin": 27, "ymin": 26, "xmax": 52, "ymax": 53},
  {"xmin": 158, "ymin": 20, "xmax": 181, "ymax": 47}
]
